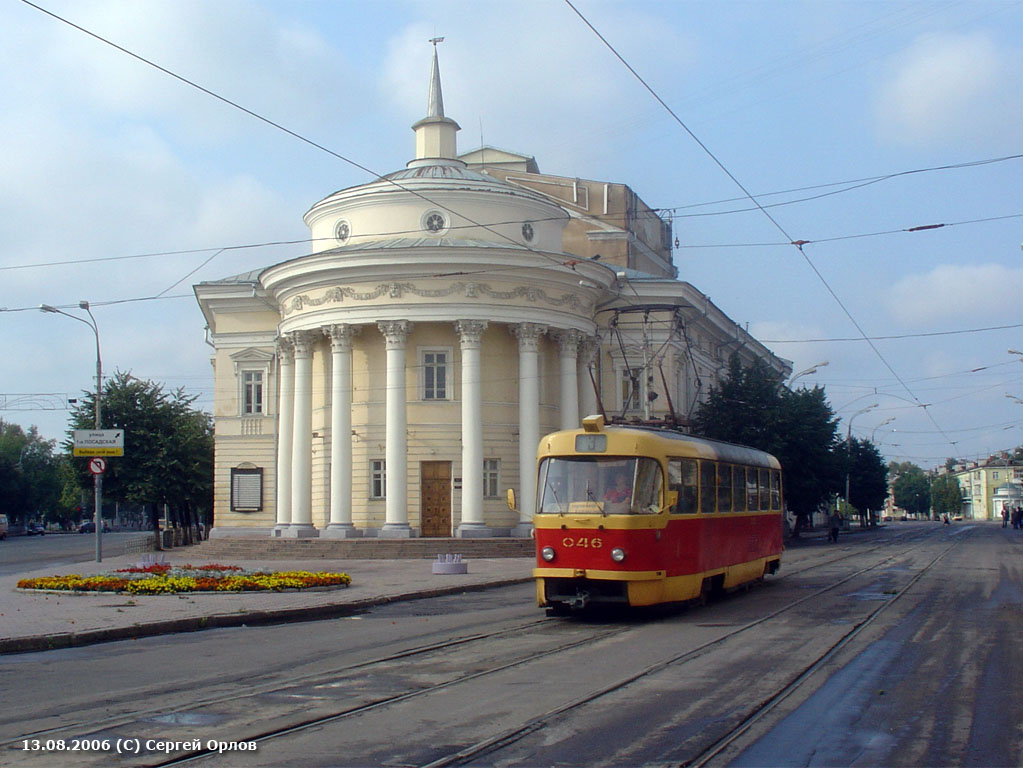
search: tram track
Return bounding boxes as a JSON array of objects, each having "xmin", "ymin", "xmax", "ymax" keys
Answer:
[
  {"xmin": 3, "ymin": 525, "xmax": 958, "ymax": 768},
  {"xmin": 681, "ymin": 528, "xmax": 971, "ymax": 767},
  {"xmin": 2, "ymin": 615, "xmax": 632, "ymax": 767},
  {"xmin": 161, "ymin": 526, "xmax": 958, "ymax": 768},
  {"xmin": 1, "ymin": 617, "xmax": 549, "ymax": 748},
  {"xmin": 410, "ymin": 526, "xmax": 969, "ymax": 767}
]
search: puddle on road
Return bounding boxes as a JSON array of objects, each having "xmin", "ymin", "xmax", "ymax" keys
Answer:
[
  {"xmin": 145, "ymin": 712, "xmax": 226, "ymax": 726},
  {"xmin": 843, "ymin": 590, "xmax": 896, "ymax": 602}
]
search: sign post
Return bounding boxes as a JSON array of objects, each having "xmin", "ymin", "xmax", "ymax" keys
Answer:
[{"xmin": 74, "ymin": 430, "xmax": 125, "ymax": 562}]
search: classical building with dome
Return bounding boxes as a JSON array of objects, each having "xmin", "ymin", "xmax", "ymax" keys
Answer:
[{"xmin": 194, "ymin": 48, "xmax": 791, "ymax": 539}]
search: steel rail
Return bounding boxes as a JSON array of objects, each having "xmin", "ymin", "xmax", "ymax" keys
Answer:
[
  {"xmin": 417, "ymin": 527, "xmax": 959, "ymax": 767},
  {"xmin": 682, "ymin": 530, "xmax": 969, "ymax": 767}
]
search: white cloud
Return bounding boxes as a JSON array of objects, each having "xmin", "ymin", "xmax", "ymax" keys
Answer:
[
  {"xmin": 379, "ymin": 4, "xmax": 697, "ymax": 175},
  {"xmin": 886, "ymin": 264, "xmax": 1023, "ymax": 325},
  {"xmin": 875, "ymin": 32, "xmax": 1023, "ymax": 147}
]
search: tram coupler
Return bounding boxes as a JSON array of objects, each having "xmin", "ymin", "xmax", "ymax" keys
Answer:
[{"xmin": 565, "ymin": 589, "xmax": 591, "ymax": 609}]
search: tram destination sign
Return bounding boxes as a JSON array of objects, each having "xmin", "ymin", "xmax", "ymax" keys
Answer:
[{"xmin": 73, "ymin": 429, "xmax": 125, "ymax": 457}]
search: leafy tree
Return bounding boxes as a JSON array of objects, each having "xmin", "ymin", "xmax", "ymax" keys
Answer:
[
  {"xmin": 931, "ymin": 473, "xmax": 963, "ymax": 519},
  {"xmin": 66, "ymin": 371, "xmax": 213, "ymax": 543},
  {"xmin": 0, "ymin": 420, "xmax": 62, "ymax": 524},
  {"xmin": 846, "ymin": 438, "xmax": 888, "ymax": 526},
  {"xmin": 890, "ymin": 462, "xmax": 931, "ymax": 518},
  {"xmin": 693, "ymin": 355, "xmax": 843, "ymax": 532}
]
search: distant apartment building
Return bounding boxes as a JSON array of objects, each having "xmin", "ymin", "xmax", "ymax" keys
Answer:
[{"xmin": 943, "ymin": 457, "xmax": 1023, "ymax": 520}]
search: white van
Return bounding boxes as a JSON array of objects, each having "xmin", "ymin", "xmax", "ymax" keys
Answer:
[{"xmin": 0, "ymin": 514, "xmax": 8, "ymax": 540}]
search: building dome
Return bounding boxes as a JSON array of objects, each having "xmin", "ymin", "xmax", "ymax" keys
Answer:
[{"xmin": 303, "ymin": 46, "xmax": 567, "ymax": 255}]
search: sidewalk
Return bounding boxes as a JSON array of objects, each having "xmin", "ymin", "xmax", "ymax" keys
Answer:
[{"xmin": 0, "ymin": 551, "xmax": 534, "ymax": 655}]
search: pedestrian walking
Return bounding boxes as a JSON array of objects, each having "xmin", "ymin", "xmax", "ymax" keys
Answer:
[
  {"xmin": 828, "ymin": 510, "xmax": 842, "ymax": 543},
  {"xmin": 1002, "ymin": 505, "xmax": 1010, "ymax": 528}
]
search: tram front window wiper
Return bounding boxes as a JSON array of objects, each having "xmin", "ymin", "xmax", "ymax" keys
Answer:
[
  {"xmin": 546, "ymin": 483, "xmax": 565, "ymax": 516},
  {"xmin": 585, "ymin": 483, "xmax": 606, "ymax": 516}
]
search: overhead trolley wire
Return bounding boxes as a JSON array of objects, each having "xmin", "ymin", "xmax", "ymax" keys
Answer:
[
  {"xmin": 563, "ymin": 0, "xmax": 959, "ymax": 452},
  {"xmin": 17, "ymin": 0, "xmax": 587, "ymax": 279}
]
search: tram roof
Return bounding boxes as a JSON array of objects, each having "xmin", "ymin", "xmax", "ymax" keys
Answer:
[{"xmin": 604, "ymin": 424, "xmax": 781, "ymax": 469}]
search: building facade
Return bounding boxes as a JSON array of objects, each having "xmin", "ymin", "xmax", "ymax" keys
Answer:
[
  {"xmin": 194, "ymin": 50, "xmax": 791, "ymax": 539},
  {"xmin": 945, "ymin": 458, "xmax": 1023, "ymax": 520}
]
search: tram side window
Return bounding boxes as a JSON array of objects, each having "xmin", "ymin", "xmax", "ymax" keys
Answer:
[
  {"xmin": 747, "ymin": 468, "xmax": 759, "ymax": 511},
  {"xmin": 700, "ymin": 460, "xmax": 717, "ymax": 514},
  {"xmin": 717, "ymin": 464, "xmax": 732, "ymax": 513},
  {"xmin": 759, "ymin": 469, "xmax": 770, "ymax": 511},
  {"xmin": 771, "ymin": 470, "xmax": 782, "ymax": 510},
  {"xmin": 733, "ymin": 466, "xmax": 747, "ymax": 513},
  {"xmin": 668, "ymin": 459, "xmax": 699, "ymax": 514}
]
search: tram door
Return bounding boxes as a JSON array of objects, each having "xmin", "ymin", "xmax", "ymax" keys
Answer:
[{"xmin": 420, "ymin": 461, "xmax": 452, "ymax": 537}]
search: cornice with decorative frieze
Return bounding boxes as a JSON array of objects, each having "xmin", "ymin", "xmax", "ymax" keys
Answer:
[{"xmin": 281, "ymin": 280, "xmax": 593, "ymax": 317}]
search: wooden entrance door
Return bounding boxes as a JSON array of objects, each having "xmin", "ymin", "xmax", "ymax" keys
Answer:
[{"xmin": 420, "ymin": 461, "xmax": 452, "ymax": 537}]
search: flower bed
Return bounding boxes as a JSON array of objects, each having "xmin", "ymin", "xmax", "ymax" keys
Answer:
[{"xmin": 17, "ymin": 563, "xmax": 351, "ymax": 595}]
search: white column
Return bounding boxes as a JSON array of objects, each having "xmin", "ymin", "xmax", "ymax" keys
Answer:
[
  {"xmin": 556, "ymin": 329, "xmax": 581, "ymax": 431},
  {"xmin": 284, "ymin": 330, "xmax": 318, "ymax": 538},
  {"xmin": 578, "ymin": 336, "xmax": 599, "ymax": 420},
  {"xmin": 456, "ymin": 320, "xmax": 490, "ymax": 538},
  {"xmin": 513, "ymin": 322, "xmax": 546, "ymax": 535},
  {"xmin": 323, "ymin": 324, "xmax": 361, "ymax": 538},
  {"xmin": 378, "ymin": 320, "xmax": 413, "ymax": 538},
  {"xmin": 273, "ymin": 337, "xmax": 294, "ymax": 536}
]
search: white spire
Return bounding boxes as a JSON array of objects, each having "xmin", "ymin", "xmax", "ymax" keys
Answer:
[
  {"xmin": 409, "ymin": 38, "xmax": 461, "ymax": 167},
  {"xmin": 427, "ymin": 37, "xmax": 445, "ymax": 118}
]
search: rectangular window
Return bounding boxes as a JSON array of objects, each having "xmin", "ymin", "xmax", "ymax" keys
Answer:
[
  {"xmin": 759, "ymin": 469, "xmax": 770, "ymax": 511},
  {"xmin": 717, "ymin": 464, "xmax": 733, "ymax": 513},
  {"xmin": 370, "ymin": 460, "xmax": 386, "ymax": 499},
  {"xmin": 700, "ymin": 460, "xmax": 716, "ymax": 514},
  {"xmin": 747, "ymin": 469, "xmax": 759, "ymax": 511},
  {"xmin": 620, "ymin": 367, "xmax": 643, "ymax": 411},
  {"xmin": 732, "ymin": 466, "xmax": 747, "ymax": 513},
  {"xmin": 668, "ymin": 458, "xmax": 699, "ymax": 514},
  {"xmin": 771, "ymin": 470, "xmax": 782, "ymax": 510},
  {"xmin": 483, "ymin": 459, "xmax": 500, "ymax": 498},
  {"xmin": 242, "ymin": 371, "xmax": 263, "ymax": 414},
  {"xmin": 422, "ymin": 350, "xmax": 449, "ymax": 400},
  {"xmin": 230, "ymin": 467, "xmax": 263, "ymax": 511}
]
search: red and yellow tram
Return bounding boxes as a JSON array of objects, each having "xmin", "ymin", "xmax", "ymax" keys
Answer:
[{"xmin": 528, "ymin": 415, "xmax": 783, "ymax": 611}]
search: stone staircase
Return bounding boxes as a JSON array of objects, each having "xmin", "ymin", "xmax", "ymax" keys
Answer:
[{"xmin": 191, "ymin": 537, "xmax": 535, "ymax": 560}]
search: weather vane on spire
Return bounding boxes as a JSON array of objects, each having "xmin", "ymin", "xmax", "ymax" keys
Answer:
[{"xmin": 429, "ymin": 36, "xmax": 445, "ymax": 48}]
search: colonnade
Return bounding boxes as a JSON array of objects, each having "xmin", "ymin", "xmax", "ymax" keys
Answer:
[{"xmin": 271, "ymin": 321, "xmax": 597, "ymax": 538}]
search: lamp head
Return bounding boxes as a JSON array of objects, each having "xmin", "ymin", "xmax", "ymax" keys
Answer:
[
  {"xmin": 78, "ymin": 301, "xmax": 90, "ymax": 310},
  {"xmin": 39, "ymin": 304, "xmax": 58, "ymax": 313}
]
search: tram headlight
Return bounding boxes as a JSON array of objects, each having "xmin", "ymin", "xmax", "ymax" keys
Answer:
[
  {"xmin": 611, "ymin": 547, "xmax": 626, "ymax": 563},
  {"xmin": 541, "ymin": 546, "xmax": 556, "ymax": 562}
]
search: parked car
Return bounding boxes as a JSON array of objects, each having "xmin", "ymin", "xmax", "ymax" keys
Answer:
[
  {"xmin": 26, "ymin": 522, "xmax": 46, "ymax": 536},
  {"xmin": 0, "ymin": 514, "xmax": 8, "ymax": 540},
  {"xmin": 79, "ymin": 521, "xmax": 110, "ymax": 533}
]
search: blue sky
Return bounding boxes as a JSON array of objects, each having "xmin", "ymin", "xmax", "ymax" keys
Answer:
[{"xmin": 2, "ymin": 0, "xmax": 1021, "ymax": 469}]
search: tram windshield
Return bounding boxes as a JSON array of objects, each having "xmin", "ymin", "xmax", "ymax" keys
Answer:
[{"xmin": 536, "ymin": 457, "xmax": 663, "ymax": 515}]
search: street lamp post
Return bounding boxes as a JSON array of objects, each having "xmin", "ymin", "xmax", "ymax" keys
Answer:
[
  {"xmin": 845, "ymin": 403, "xmax": 878, "ymax": 526},
  {"xmin": 871, "ymin": 416, "xmax": 896, "ymax": 442},
  {"xmin": 787, "ymin": 361, "xmax": 829, "ymax": 388},
  {"xmin": 40, "ymin": 302, "xmax": 104, "ymax": 562}
]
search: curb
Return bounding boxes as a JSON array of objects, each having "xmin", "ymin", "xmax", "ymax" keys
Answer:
[{"xmin": 0, "ymin": 576, "xmax": 533, "ymax": 656}]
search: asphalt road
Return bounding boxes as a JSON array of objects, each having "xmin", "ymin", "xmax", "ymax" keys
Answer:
[
  {"xmin": 0, "ymin": 531, "xmax": 154, "ymax": 576},
  {"xmin": 1, "ymin": 522, "xmax": 1018, "ymax": 767}
]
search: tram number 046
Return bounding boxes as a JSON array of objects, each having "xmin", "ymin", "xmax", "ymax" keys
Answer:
[{"xmin": 561, "ymin": 536, "xmax": 603, "ymax": 549}]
